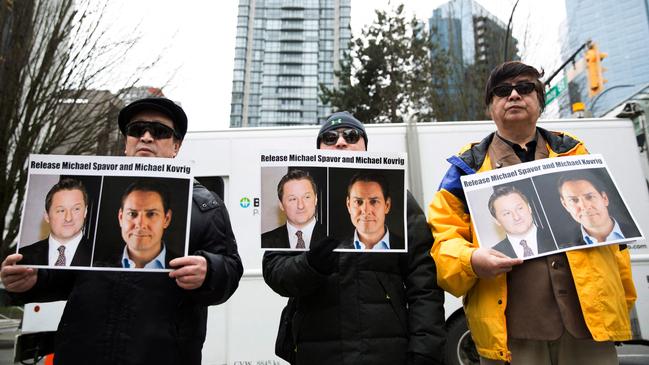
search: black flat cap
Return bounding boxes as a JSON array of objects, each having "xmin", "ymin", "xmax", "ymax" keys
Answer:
[{"xmin": 118, "ymin": 97, "xmax": 188, "ymax": 140}]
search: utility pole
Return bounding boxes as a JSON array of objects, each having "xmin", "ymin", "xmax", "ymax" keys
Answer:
[{"xmin": 503, "ymin": 0, "xmax": 520, "ymax": 62}]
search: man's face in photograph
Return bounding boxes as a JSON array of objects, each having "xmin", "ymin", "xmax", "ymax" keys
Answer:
[
  {"xmin": 560, "ymin": 179, "xmax": 611, "ymax": 231},
  {"xmin": 346, "ymin": 181, "xmax": 391, "ymax": 239},
  {"xmin": 119, "ymin": 190, "xmax": 172, "ymax": 258},
  {"xmin": 45, "ymin": 189, "xmax": 87, "ymax": 243},
  {"xmin": 492, "ymin": 192, "xmax": 534, "ymax": 236},
  {"xmin": 279, "ymin": 178, "xmax": 317, "ymax": 228}
]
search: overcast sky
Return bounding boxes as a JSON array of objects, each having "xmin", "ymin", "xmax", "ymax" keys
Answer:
[{"xmin": 103, "ymin": 0, "xmax": 566, "ymax": 130}]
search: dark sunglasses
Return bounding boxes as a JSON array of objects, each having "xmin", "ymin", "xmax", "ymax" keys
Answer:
[
  {"xmin": 320, "ymin": 128, "xmax": 363, "ymax": 145},
  {"xmin": 491, "ymin": 82, "xmax": 536, "ymax": 98},
  {"xmin": 125, "ymin": 121, "xmax": 178, "ymax": 140}
]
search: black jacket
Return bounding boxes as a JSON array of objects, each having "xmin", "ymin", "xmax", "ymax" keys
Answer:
[
  {"xmin": 561, "ymin": 217, "xmax": 640, "ymax": 248},
  {"xmin": 19, "ymin": 237, "xmax": 92, "ymax": 266},
  {"xmin": 263, "ymin": 192, "xmax": 445, "ymax": 365},
  {"xmin": 262, "ymin": 223, "xmax": 326, "ymax": 249},
  {"xmin": 492, "ymin": 226, "xmax": 557, "ymax": 258},
  {"xmin": 16, "ymin": 183, "xmax": 243, "ymax": 365}
]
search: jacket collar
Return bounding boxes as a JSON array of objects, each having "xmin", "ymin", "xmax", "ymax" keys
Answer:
[{"xmin": 453, "ymin": 127, "xmax": 583, "ymax": 172}]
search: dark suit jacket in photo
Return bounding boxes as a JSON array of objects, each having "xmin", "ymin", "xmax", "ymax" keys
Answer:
[
  {"xmin": 559, "ymin": 217, "xmax": 640, "ymax": 248},
  {"xmin": 19, "ymin": 237, "xmax": 92, "ymax": 267},
  {"xmin": 492, "ymin": 226, "xmax": 556, "ymax": 258},
  {"xmin": 261, "ymin": 223, "xmax": 325, "ymax": 249},
  {"xmin": 338, "ymin": 229, "xmax": 405, "ymax": 251}
]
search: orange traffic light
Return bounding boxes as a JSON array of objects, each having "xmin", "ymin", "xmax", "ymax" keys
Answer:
[{"xmin": 585, "ymin": 43, "xmax": 607, "ymax": 97}]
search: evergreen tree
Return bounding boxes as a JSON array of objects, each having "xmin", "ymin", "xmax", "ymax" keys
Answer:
[{"xmin": 321, "ymin": 4, "xmax": 445, "ymax": 123}]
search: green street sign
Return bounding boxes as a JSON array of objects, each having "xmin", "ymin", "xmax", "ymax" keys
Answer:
[{"xmin": 545, "ymin": 77, "xmax": 568, "ymax": 105}]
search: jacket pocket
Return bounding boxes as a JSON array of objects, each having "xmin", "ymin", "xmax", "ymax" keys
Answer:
[{"xmin": 374, "ymin": 272, "xmax": 408, "ymax": 335}]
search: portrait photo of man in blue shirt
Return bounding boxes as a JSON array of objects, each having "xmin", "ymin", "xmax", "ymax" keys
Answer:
[
  {"xmin": 118, "ymin": 180, "xmax": 173, "ymax": 269},
  {"xmin": 557, "ymin": 172, "xmax": 638, "ymax": 246},
  {"xmin": 342, "ymin": 171, "xmax": 404, "ymax": 251}
]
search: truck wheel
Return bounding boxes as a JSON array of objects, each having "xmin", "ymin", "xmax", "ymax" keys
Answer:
[{"xmin": 445, "ymin": 313, "xmax": 480, "ymax": 365}]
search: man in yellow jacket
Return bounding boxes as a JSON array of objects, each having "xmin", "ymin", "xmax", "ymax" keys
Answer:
[{"xmin": 429, "ymin": 61, "xmax": 636, "ymax": 364}]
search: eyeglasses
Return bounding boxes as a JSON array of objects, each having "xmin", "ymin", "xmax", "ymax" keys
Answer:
[
  {"xmin": 320, "ymin": 128, "xmax": 363, "ymax": 145},
  {"xmin": 125, "ymin": 121, "xmax": 177, "ymax": 140},
  {"xmin": 491, "ymin": 82, "xmax": 536, "ymax": 98}
]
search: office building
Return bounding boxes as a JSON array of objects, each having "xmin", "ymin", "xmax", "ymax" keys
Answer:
[
  {"xmin": 558, "ymin": 0, "xmax": 649, "ymax": 117},
  {"xmin": 429, "ymin": 0, "xmax": 518, "ymax": 120},
  {"xmin": 230, "ymin": 0, "xmax": 351, "ymax": 127}
]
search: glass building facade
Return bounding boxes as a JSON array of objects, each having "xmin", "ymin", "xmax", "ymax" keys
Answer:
[
  {"xmin": 230, "ymin": 0, "xmax": 351, "ymax": 127},
  {"xmin": 428, "ymin": 0, "xmax": 518, "ymax": 121},
  {"xmin": 559, "ymin": 0, "xmax": 649, "ymax": 117}
]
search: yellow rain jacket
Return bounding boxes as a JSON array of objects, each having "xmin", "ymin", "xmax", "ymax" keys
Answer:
[{"xmin": 429, "ymin": 128, "xmax": 636, "ymax": 361}]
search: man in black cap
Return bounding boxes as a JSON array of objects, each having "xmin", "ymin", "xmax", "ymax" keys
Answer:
[
  {"xmin": 315, "ymin": 111, "xmax": 368, "ymax": 149},
  {"xmin": 262, "ymin": 111, "xmax": 446, "ymax": 365},
  {"xmin": 1, "ymin": 97, "xmax": 244, "ymax": 365}
]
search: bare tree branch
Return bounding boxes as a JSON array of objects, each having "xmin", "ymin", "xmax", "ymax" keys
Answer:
[{"xmin": 0, "ymin": 0, "xmax": 158, "ymax": 257}]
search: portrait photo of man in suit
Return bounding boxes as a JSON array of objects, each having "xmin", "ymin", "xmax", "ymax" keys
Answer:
[
  {"xmin": 19, "ymin": 178, "xmax": 92, "ymax": 267},
  {"xmin": 262, "ymin": 169, "xmax": 324, "ymax": 250},
  {"xmin": 341, "ymin": 171, "xmax": 404, "ymax": 251},
  {"xmin": 488, "ymin": 185, "xmax": 556, "ymax": 258},
  {"xmin": 118, "ymin": 180, "xmax": 174, "ymax": 269},
  {"xmin": 557, "ymin": 173, "xmax": 639, "ymax": 246}
]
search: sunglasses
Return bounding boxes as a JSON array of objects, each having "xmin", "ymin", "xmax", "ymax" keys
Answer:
[
  {"xmin": 125, "ymin": 121, "xmax": 178, "ymax": 140},
  {"xmin": 491, "ymin": 82, "xmax": 536, "ymax": 98},
  {"xmin": 320, "ymin": 128, "xmax": 363, "ymax": 145}
]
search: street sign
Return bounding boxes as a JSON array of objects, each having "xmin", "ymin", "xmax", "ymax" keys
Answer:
[{"xmin": 545, "ymin": 76, "xmax": 568, "ymax": 105}]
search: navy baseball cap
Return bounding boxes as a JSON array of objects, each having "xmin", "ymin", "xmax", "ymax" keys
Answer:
[
  {"xmin": 118, "ymin": 97, "xmax": 188, "ymax": 140},
  {"xmin": 317, "ymin": 111, "xmax": 368, "ymax": 148}
]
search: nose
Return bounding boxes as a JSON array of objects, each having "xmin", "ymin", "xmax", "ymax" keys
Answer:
[
  {"xmin": 140, "ymin": 130, "xmax": 154, "ymax": 142},
  {"xmin": 573, "ymin": 198, "xmax": 587, "ymax": 210},
  {"xmin": 360, "ymin": 200, "xmax": 370, "ymax": 214},
  {"xmin": 64, "ymin": 210, "xmax": 72, "ymax": 222},
  {"xmin": 511, "ymin": 211, "xmax": 520, "ymax": 220},
  {"xmin": 581, "ymin": 197, "xmax": 594, "ymax": 209},
  {"xmin": 297, "ymin": 198, "xmax": 304, "ymax": 209},
  {"xmin": 508, "ymin": 88, "xmax": 522, "ymax": 100},
  {"xmin": 335, "ymin": 135, "xmax": 348, "ymax": 149},
  {"xmin": 134, "ymin": 213, "xmax": 145, "ymax": 227}
]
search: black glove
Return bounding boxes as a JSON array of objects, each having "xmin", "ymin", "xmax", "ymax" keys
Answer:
[{"xmin": 306, "ymin": 237, "xmax": 340, "ymax": 275}]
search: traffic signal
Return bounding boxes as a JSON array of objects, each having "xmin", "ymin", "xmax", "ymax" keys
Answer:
[{"xmin": 585, "ymin": 43, "xmax": 607, "ymax": 97}]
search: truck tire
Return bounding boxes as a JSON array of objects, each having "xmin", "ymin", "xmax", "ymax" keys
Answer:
[{"xmin": 445, "ymin": 313, "xmax": 480, "ymax": 365}]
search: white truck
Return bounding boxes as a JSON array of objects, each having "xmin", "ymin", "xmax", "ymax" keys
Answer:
[{"xmin": 19, "ymin": 118, "xmax": 649, "ymax": 364}]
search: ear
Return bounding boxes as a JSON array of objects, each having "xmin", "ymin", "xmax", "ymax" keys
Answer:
[
  {"xmin": 346, "ymin": 196, "xmax": 352, "ymax": 213},
  {"xmin": 278, "ymin": 200, "xmax": 286, "ymax": 213},
  {"xmin": 163, "ymin": 210, "xmax": 172, "ymax": 229},
  {"xmin": 492, "ymin": 217, "xmax": 503, "ymax": 228},
  {"xmin": 601, "ymin": 191, "xmax": 609, "ymax": 207},
  {"xmin": 172, "ymin": 139, "xmax": 182, "ymax": 157},
  {"xmin": 385, "ymin": 197, "xmax": 391, "ymax": 214},
  {"xmin": 486, "ymin": 104, "xmax": 494, "ymax": 119},
  {"xmin": 118, "ymin": 208, "xmax": 123, "ymax": 227},
  {"xmin": 43, "ymin": 211, "xmax": 50, "ymax": 225},
  {"xmin": 83, "ymin": 205, "xmax": 88, "ymax": 219},
  {"xmin": 559, "ymin": 196, "xmax": 568, "ymax": 210}
]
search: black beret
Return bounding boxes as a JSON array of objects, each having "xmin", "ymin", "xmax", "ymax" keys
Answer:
[
  {"xmin": 317, "ymin": 111, "xmax": 367, "ymax": 148},
  {"xmin": 118, "ymin": 97, "xmax": 188, "ymax": 140}
]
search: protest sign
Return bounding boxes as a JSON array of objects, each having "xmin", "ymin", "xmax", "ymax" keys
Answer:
[
  {"xmin": 260, "ymin": 150, "xmax": 407, "ymax": 252},
  {"xmin": 461, "ymin": 154, "xmax": 643, "ymax": 259},
  {"xmin": 17, "ymin": 154, "xmax": 193, "ymax": 272}
]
